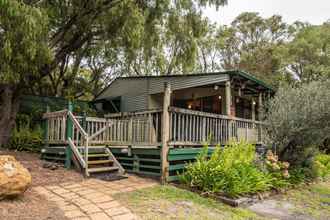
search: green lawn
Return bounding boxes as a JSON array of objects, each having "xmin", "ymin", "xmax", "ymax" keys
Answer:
[
  {"xmin": 115, "ymin": 180, "xmax": 330, "ymax": 220},
  {"xmin": 115, "ymin": 185, "xmax": 263, "ymax": 220},
  {"xmin": 284, "ymin": 181, "xmax": 330, "ymax": 219}
]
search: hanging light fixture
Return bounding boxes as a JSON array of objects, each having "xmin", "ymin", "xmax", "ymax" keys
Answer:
[{"xmin": 214, "ymin": 85, "xmax": 219, "ymax": 90}]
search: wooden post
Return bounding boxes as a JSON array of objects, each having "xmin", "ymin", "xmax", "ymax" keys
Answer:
[
  {"xmin": 258, "ymin": 93, "xmax": 263, "ymax": 120},
  {"xmin": 225, "ymin": 81, "xmax": 231, "ymax": 116},
  {"xmin": 44, "ymin": 105, "xmax": 50, "ymax": 147},
  {"xmin": 65, "ymin": 101, "xmax": 73, "ymax": 169},
  {"xmin": 161, "ymin": 82, "xmax": 171, "ymax": 184},
  {"xmin": 225, "ymin": 81, "xmax": 233, "ymax": 142},
  {"xmin": 258, "ymin": 92, "xmax": 263, "ymax": 142},
  {"xmin": 251, "ymin": 98, "xmax": 256, "ymax": 121}
]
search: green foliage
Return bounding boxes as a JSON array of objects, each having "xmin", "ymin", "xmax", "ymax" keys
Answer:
[
  {"xmin": 286, "ymin": 22, "xmax": 330, "ymax": 82},
  {"xmin": 180, "ymin": 142, "xmax": 273, "ymax": 198},
  {"xmin": 8, "ymin": 119, "xmax": 43, "ymax": 152},
  {"xmin": 0, "ymin": 0, "xmax": 51, "ymax": 84},
  {"xmin": 313, "ymin": 154, "xmax": 330, "ymax": 180},
  {"xmin": 265, "ymin": 80, "xmax": 330, "ymax": 167}
]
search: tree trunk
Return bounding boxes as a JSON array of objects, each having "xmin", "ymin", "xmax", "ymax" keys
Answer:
[{"xmin": 0, "ymin": 85, "xmax": 20, "ymax": 147}]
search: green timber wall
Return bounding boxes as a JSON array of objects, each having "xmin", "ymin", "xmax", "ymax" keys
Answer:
[
  {"xmin": 110, "ymin": 147, "xmax": 214, "ymax": 182},
  {"xmin": 167, "ymin": 147, "xmax": 215, "ymax": 182},
  {"xmin": 42, "ymin": 146, "xmax": 215, "ymax": 182},
  {"xmin": 110, "ymin": 148, "xmax": 162, "ymax": 178}
]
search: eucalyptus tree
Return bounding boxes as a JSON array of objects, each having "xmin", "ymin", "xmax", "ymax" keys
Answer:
[
  {"xmin": 0, "ymin": 0, "xmax": 50, "ymax": 146},
  {"xmin": 215, "ymin": 12, "xmax": 290, "ymax": 86},
  {"xmin": 286, "ymin": 21, "xmax": 330, "ymax": 82},
  {"xmin": 0, "ymin": 0, "xmax": 228, "ymax": 146}
]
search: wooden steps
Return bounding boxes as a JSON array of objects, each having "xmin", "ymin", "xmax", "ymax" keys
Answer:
[
  {"xmin": 41, "ymin": 145, "xmax": 125, "ymax": 178},
  {"xmin": 87, "ymin": 166, "xmax": 119, "ymax": 173},
  {"xmin": 88, "ymin": 153, "xmax": 109, "ymax": 158},
  {"xmin": 88, "ymin": 159, "xmax": 113, "ymax": 165}
]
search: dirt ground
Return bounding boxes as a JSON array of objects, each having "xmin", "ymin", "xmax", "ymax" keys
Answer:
[{"xmin": 0, "ymin": 149, "xmax": 84, "ymax": 220}]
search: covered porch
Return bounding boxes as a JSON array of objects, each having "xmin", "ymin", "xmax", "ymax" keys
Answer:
[{"xmin": 101, "ymin": 72, "xmax": 270, "ymax": 147}]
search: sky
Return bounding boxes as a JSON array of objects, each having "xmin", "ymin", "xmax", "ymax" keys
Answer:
[{"xmin": 204, "ymin": 0, "xmax": 330, "ymax": 25}]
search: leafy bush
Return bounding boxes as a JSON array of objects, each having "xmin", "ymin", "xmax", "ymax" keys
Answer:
[
  {"xmin": 313, "ymin": 153, "xmax": 330, "ymax": 179},
  {"xmin": 180, "ymin": 142, "xmax": 274, "ymax": 198},
  {"xmin": 264, "ymin": 80, "xmax": 330, "ymax": 167},
  {"xmin": 8, "ymin": 121, "xmax": 43, "ymax": 152}
]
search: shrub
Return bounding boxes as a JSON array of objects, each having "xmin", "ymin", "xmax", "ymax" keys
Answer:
[
  {"xmin": 263, "ymin": 151, "xmax": 291, "ymax": 189},
  {"xmin": 8, "ymin": 121, "xmax": 43, "ymax": 152},
  {"xmin": 313, "ymin": 153, "xmax": 330, "ymax": 179},
  {"xmin": 264, "ymin": 80, "xmax": 330, "ymax": 167},
  {"xmin": 180, "ymin": 142, "xmax": 273, "ymax": 198}
]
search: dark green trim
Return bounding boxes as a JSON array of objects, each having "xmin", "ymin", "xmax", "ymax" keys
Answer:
[
  {"xmin": 65, "ymin": 101, "xmax": 73, "ymax": 169},
  {"xmin": 228, "ymin": 70, "xmax": 274, "ymax": 92}
]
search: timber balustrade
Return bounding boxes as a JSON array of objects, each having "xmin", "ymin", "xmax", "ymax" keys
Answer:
[
  {"xmin": 168, "ymin": 107, "xmax": 265, "ymax": 145},
  {"xmin": 43, "ymin": 107, "xmax": 265, "ymax": 148}
]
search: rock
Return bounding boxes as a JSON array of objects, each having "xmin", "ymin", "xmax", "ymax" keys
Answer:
[{"xmin": 0, "ymin": 155, "xmax": 32, "ymax": 200}]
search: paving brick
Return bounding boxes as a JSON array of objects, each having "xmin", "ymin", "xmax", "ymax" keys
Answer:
[
  {"xmin": 77, "ymin": 189, "xmax": 98, "ymax": 196},
  {"xmin": 89, "ymin": 196, "xmax": 113, "ymax": 204},
  {"xmin": 89, "ymin": 212, "xmax": 112, "ymax": 220},
  {"xmin": 72, "ymin": 197, "xmax": 92, "ymax": 206},
  {"xmin": 72, "ymin": 217, "xmax": 90, "ymax": 220},
  {"xmin": 64, "ymin": 210, "xmax": 86, "ymax": 219},
  {"xmin": 62, "ymin": 192, "xmax": 80, "ymax": 199},
  {"xmin": 80, "ymin": 204, "xmax": 102, "ymax": 214},
  {"xmin": 52, "ymin": 188, "xmax": 71, "ymax": 195},
  {"xmin": 64, "ymin": 183, "xmax": 83, "ymax": 189},
  {"xmin": 48, "ymin": 195, "xmax": 65, "ymax": 202},
  {"xmin": 70, "ymin": 187, "xmax": 89, "ymax": 193},
  {"xmin": 112, "ymin": 213, "xmax": 137, "ymax": 220},
  {"xmin": 118, "ymin": 187, "xmax": 135, "ymax": 193},
  {"xmin": 105, "ymin": 207, "xmax": 131, "ymax": 217},
  {"xmin": 46, "ymin": 185, "xmax": 62, "ymax": 190},
  {"xmin": 83, "ymin": 192, "xmax": 105, "ymax": 200},
  {"xmin": 97, "ymin": 201, "xmax": 121, "ymax": 209},
  {"xmin": 58, "ymin": 203, "xmax": 79, "ymax": 212}
]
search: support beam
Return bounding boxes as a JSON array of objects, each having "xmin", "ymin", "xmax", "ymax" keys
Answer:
[
  {"xmin": 161, "ymin": 82, "xmax": 171, "ymax": 183},
  {"xmin": 258, "ymin": 92, "xmax": 263, "ymax": 120},
  {"xmin": 225, "ymin": 81, "xmax": 231, "ymax": 116},
  {"xmin": 251, "ymin": 98, "xmax": 256, "ymax": 121},
  {"xmin": 65, "ymin": 101, "xmax": 73, "ymax": 169}
]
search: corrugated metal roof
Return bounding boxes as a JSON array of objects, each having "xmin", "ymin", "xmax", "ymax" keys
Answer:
[{"xmin": 95, "ymin": 70, "xmax": 274, "ymax": 100}]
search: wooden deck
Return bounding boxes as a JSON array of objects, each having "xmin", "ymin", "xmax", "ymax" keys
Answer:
[
  {"xmin": 44, "ymin": 107, "xmax": 264, "ymax": 147},
  {"xmin": 43, "ymin": 106, "xmax": 265, "ymax": 181}
]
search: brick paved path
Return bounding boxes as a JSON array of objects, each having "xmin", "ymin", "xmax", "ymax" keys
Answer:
[{"xmin": 33, "ymin": 175, "xmax": 158, "ymax": 220}]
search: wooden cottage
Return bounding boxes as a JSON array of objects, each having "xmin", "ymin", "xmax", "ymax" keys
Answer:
[{"xmin": 42, "ymin": 70, "xmax": 273, "ymax": 182}]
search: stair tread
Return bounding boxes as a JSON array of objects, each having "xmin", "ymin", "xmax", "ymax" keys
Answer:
[
  {"xmin": 88, "ymin": 166, "xmax": 119, "ymax": 173},
  {"xmin": 88, "ymin": 159, "xmax": 113, "ymax": 165},
  {"xmin": 88, "ymin": 154, "xmax": 110, "ymax": 157}
]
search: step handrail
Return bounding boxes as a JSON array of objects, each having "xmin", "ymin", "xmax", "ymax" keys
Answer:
[
  {"xmin": 105, "ymin": 147, "xmax": 125, "ymax": 175},
  {"xmin": 68, "ymin": 138, "xmax": 86, "ymax": 168},
  {"xmin": 67, "ymin": 111, "xmax": 89, "ymax": 176}
]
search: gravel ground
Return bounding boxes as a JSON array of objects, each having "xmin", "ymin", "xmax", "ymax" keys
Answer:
[{"xmin": 0, "ymin": 149, "xmax": 84, "ymax": 220}]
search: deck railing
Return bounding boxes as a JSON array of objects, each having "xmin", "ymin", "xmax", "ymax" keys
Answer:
[
  {"xmin": 43, "ymin": 107, "xmax": 265, "ymax": 148},
  {"xmin": 168, "ymin": 107, "xmax": 264, "ymax": 145},
  {"xmin": 43, "ymin": 110, "xmax": 68, "ymax": 144},
  {"xmin": 104, "ymin": 109, "xmax": 163, "ymax": 146}
]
